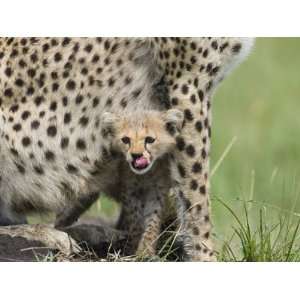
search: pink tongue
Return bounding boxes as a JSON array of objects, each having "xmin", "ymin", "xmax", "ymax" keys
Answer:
[{"xmin": 134, "ymin": 156, "xmax": 149, "ymax": 168}]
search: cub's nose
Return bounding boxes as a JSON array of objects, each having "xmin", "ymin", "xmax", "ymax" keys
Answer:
[{"xmin": 131, "ymin": 153, "xmax": 143, "ymax": 160}]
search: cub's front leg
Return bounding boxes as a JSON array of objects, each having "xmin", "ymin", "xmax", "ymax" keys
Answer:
[
  {"xmin": 117, "ymin": 178, "xmax": 165, "ymax": 258},
  {"xmin": 135, "ymin": 187, "xmax": 164, "ymax": 258}
]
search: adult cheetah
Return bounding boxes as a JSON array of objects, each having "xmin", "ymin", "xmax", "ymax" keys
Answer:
[{"xmin": 0, "ymin": 37, "xmax": 253, "ymax": 261}]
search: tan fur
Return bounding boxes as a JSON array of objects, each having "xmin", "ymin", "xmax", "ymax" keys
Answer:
[{"xmin": 0, "ymin": 37, "xmax": 253, "ymax": 260}]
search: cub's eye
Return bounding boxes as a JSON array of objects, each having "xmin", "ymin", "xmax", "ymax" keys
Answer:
[
  {"xmin": 121, "ymin": 136, "xmax": 130, "ymax": 144},
  {"xmin": 145, "ymin": 136, "xmax": 155, "ymax": 144}
]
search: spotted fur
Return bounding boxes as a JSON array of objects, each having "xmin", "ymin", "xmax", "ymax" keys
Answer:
[{"xmin": 0, "ymin": 37, "xmax": 253, "ymax": 260}]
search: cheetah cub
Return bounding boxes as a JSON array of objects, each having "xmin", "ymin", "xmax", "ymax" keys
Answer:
[{"xmin": 102, "ymin": 109, "xmax": 184, "ymax": 257}]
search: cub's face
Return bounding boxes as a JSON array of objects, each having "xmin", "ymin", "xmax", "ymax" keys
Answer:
[{"xmin": 102, "ymin": 109, "xmax": 183, "ymax": 175}]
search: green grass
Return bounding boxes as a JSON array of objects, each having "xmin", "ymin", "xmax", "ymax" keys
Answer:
[
  {"xmin": 79, "ymin": 38, "xmax": 300, "ymax": 261},
  {"xmin": 210, "ymin": 38, "xmax": 300, "ymax": 259}
]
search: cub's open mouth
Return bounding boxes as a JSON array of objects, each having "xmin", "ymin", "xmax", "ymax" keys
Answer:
[
  {"xmin": 132, "ymin": 156, "xmax": 149, "ymax": 170},
  {"xmin": 130, "ymin": 155, "xmax": 154, "ymax": 175}
]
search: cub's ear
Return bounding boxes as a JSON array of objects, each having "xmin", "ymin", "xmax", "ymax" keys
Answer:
[
  {"xmin": 164, "ymin": 109, "xmax": 184, "ymax": 134},
  {"xmin": 101, "ymin": 112, "xmax": 117, "ymax": 138}
]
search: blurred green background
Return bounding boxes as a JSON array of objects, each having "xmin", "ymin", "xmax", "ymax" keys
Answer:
[
  {"xmin": 84, "ymin": 38, "xmax": 300, "ymax": 252},
  {"xmin": 211, "ymin": 38, "xmax": 300, "ymax": 243}
]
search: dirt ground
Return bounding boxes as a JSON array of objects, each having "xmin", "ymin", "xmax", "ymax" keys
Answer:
[{"xmin": 0, "ymin": 235, "xmax": 51, "ymax": 262}]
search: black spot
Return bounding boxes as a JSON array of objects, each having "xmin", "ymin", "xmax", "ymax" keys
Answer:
[
  {"xmin": 5, "ymin": 67, "xmax": 13, "ymax": 77},
  {"xmin": 26, "ymin": 86, "xmax": 35, "ymax": 96},
  {"xmin": 75, "ymin": 95, "xmax": 83, "ymax": 105},
  {"xmin": 193, "ymin": 227, "xmax": 200, "ymax": 235},
  {"xmin": 64, "ymin": 113, "xmax": 71, "ymax": 124},
  {"xmin": 62, "ymin": 96, "xmax": 68, "ymax": 106},
  {"xmin": 66, "ymin": 164, "xmax": 78, "ymax": 174},
  {"xmin": 124, "ymin": 76, "xmax": 132, "ymax": 85},
  {"xmin": 104, "ymin": 57, "xmax": 110, "ymax": 65},
  {"xmin": 232, "ymin": 43, "xmax": 242, "ymax": 53},
  {"xmin": 120, "ymin": 98, "xmax": 127, "ymax": 108},
  {"xmin": 199, "ymin": 185, "xmax": 206, "ymax": 195},
  {"xmin": 79, "ymin": 116, "xmax": 89, "ymax": 127},
  {"xmin": 105, "ymin": 98, "xmax": 113, "ymax": 107},
  {"xmin": 195, "ymin": 121, "xmax": 203, "ymax": 133},
  {"xmin": 10, "ymin": 148, "xmax": 19, "ymax": 157},
  {"xmin": 184, "ymin": 109, "xmax": 193, "ymax": 121},
  {"xmin": 81, "ymin": 67, "xmax": 88, "ymax": 75},
  {"xmin": 62, "ymin": 38, "xmax": 71, "ymax": 46},
  {"xmin": 196, "ymin": 204, "xmax": 202, "ymax": 213},
  {"xmin": 108, "ymin": 77, "xmax": 115, "ymax": 87},
  {"xmin": 76, "ymin": 139, "xmax": 86, "ymax": 150},
  {"xmin": 190, "ymin": 94, "xmax": 196, "ymax": 104},
  {"xmin": 132, "ymin": 88, "xmax": 142, "ymax": 98},
  {"xmin": 206, "ymin": 80, "xmax": 213, "ymax": 92},
  {"xmin": 54, "ymin": 52, "xmax": 62, "ymax": 62},
  {"xmin": 21, "ymin": 111, "xmax": 31, "ymax": 120},
  {"xmin": 4, "ymin": 88, "xmax": 13, "ymax": 97},
  {"xmin": 211, "ymin": 41, "xmax": 218, "ymax": 50},
  {"xmin": 47, "ymin": 125, "xmax": 57, "ymax": 137},
  {"xmin": 198, "ymin": 90, "xmax": 204, "ymax": 102},
  {"xmin": 15, "ymin": 163, "xmax": 25, "ymax": 174},
  {"xmin": 203, "ymin": 49, "xmax": 209, "ymax": 58},
  {"xmin": 201, "ymin": 149, "xmax": 207, "ymax": 159},
  {"xmin": 177, "ymin": 164, "xmax": 186, "ymax": 178},
  {"xmin": 18, "ymin": 59, "xmax": 27, "ymax": 68},
  {"xmin": 192, "ymin": 162, "xmax": 202, "ymax": 173},
  {"xmin": 204, "ymin": 118, "xmax": 209, "ymax": 128},
  {"xmin": 34, "ymin": 96, "xmax": 44, "ymax": 106},
  {"xmin": 181, "ymin": 84, "xmax": 189, "ymax": 95},
  {"xmin": 183, "ymin": 198, "xmax": 192, "ymax": 210},
  {"xmin": 15, "ymin": 78, "xmax": 24, "ymax": 87},
  {"xmin": 93, "ymin": 97, "xmax": 100, "ymax": 108},
  {"xmin": 206, "ymin": 63, "xmax": 213, "ymax": 73},
  {"xmin": 186, "ymin": 144, "xmax": 196, "ymax": 157},
  {"xmin": 171, "ymin": 97, "xmax": 178, "ymax": 106},
  {"xmin": 204, "ymin": 232, "xmax": 210, "ymax": 239},
  {"xmin": 10, "ymin": 104, "xmax": 19, "ymax": 113},
  {"xmin": 84, "ymin": 44, "xmax": 93, "ymax": 53},
  {"xmin": 52, "ymin": 82, "xmax": 59, "ymax": 92},
  {"xmin": 66, "ymin": 80, "xmax": 76, "ymax": 90},
  {"xmin": 34, "ymin": 165, "xmax": 44, "ymax": 175},
  {"xmin": 220, "ymin": 42, "xmax": 229, "ymax": 52},
  {"xmin": 176, "ymin": 136, "xmax": 186, "ymax": 151},
  {"xmin": 210, "ymin": 66, "xmax": 220, "ymax": 76},
  {"xmin": 22, "ymin": 137, "xmax": 31, "ymax": 147},
  {"xmin": 195, "ymin": 244, "xmax": 202, "ymax": 251},
  {"xmin": 13, "ymin": 123, "xmax": 22, "ymax": 131},
  {"xmin": 27, "ymin": 68, "xmax": 36, "ymax": 78},
  {"xmin": 61, "ymin": 137, "xmax": 69, "ymax": 149},
  {"xmin": 92, "ymin": 54, "xmax": 100, "ymax": 63},
  {"xmin": 45, "ymin": 150, "xmax": 55, "ymax": 161},
  {"xmin": 50, "ymin": 101, "xmax": 57, "ymax": 111},
  {"xmin": 31, "ymin": 120, "xmax": 40, "ymax": 130},
  {"xmin": 190, "ymin": 180, "xmax": 198, "ymax": 191},
  {"xmin": 30, "ymin": 53, "xmax": 38, "ymax": 63}
]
